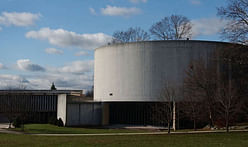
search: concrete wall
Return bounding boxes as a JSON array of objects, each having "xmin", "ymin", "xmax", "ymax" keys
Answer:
[
  {"xmin": 66, "ymin": 102, "xmax": 103, "ymax": 126},
  {"xmin": 57, "ymin": 94, "xmax": 67, "ymax": 125},
  {"xmin": 0, "ymin": 114, "xmax": 8, "ymax": 123},
  {"xmin": 94, "ymin": 40, "xmax": 228, "ymax": 102},
  {"xmin": 0, "ymin": 94, "xmax": 57, "ymax": 113}
]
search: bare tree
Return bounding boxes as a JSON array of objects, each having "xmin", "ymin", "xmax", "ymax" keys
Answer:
[
  {"xmin": 215, "ymin": 82, "xmax": 241, "ymax": 132},
  {"xmin": 112, "ymin": 27, "xmax": 150, "ymax": 43},
  {"xmin": 215, "ymin": 44, "xmax": 248, "ymax": 132},
  {"xmin": 1, "ymin": 94, "xmax": 16, "ymax": 128},
  {"xmin": 1, "ymin": 81, "xmax": 27, "ymax": 128},
  {"xmin": 149, "ymin": 14, "xmax": 192, "ymax": 40},
  {"xmin": 163, "ymin": 85, "xmax": 175, "ymax": 133},
  {"xmin": 184, "ymin": 59, "xmax": 218, "ymax": 128},
  {"xmin": 182, "ymin": 91, "xmax": 204, "ymax": 131},
  {"xmin": 184, "ymin": 44, "xmax": 247, "ymax": 131},
  {"xmin": 2, "ymin": 80, "xmax": 28, "ymax": 130},
  {"xmin": 151, "ymin": 82, "xmax": 176, "ymax": 134},
  {"xmin": 217, "ymin": 0, "xmax": 248, "ymax": 44}
]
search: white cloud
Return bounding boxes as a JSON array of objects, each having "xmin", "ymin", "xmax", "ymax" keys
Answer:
[
  {"xmin": 75, "ymin": 51, "xmax": 90, "ymax": 56},
  {"xmin": 0, "ymin": 72, "xmax": 93, "ymax": 90},
  {"xmin": 27, "ymin": 61, "xmax": 94, "ymax": 89},
  {"xmin": 59, "ymin": 60, "xmax": 94, "ymax": 74},
  {"xmin": 101, "ymin": 5, "xmax": 141, "ymax": 16},
  {"xmin": 26, "ymin": 27, "xmax": 112, "ymax": 50},
  {"xmin": 0, "ymin": 27, "xmax": 2, "ymax": 31},
  {"xmin": 0, "ymin": 74, "xmax": 29, "ymax": 89},
  {"xmin": 0, "ymin": 74, "xmax": 24, "ymax": 82},
  {"xmin": 89, "ymin": 7, "xmax": 97, "ymax": 15},
  {"xmin": 0, "ymin": 63, "xmax": 7, "ymax": 69},
  {"xmin": 27, "ymin": 73, "xmax": 93, "ymax": 90},
  {"xmin": 17, "ymin": 59, "xmax": 45, "ymax": 72},
  {"xmin": 0, "ymin": 59, "xmax": 94, "ymax": 90},
  {"xmin": 129, "ymin": 0, "xmax": 147, "ymax": 4},
  {"xmin": 53, "ymin": 74, "xmax": 92, "ymax": 89},
  {"xmin": 0, "ymin": 12, "xmax": 40, "ymax": 27},
  {"xmin": 45, "ymin": 48, "xmax": 63, "ymax": 55},
  {"xmin": 192, "ymin": 18, "xmax": 227, "ymax": 37},
  {"xmin": 190, "ymin": 0, "xmax": 201, "ymax": 5},
  {"xmin": 0, "ymin": 63, "xmax": 5, "ymax": 69}
]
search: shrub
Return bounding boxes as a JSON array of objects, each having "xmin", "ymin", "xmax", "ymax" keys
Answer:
[
  {"xmin": 48, "ymin": 116, "xmax": 58, "ymax": 125},
  {"xmin": 13, "ymin": 117, "xmax": 22, "ymax": 128},
  {"xmin": 57, "ymin": 118, "xmax": 64, "ymax": 127}
]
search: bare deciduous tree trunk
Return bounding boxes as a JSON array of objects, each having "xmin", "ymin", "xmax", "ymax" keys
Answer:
[{"xmin": 159, "ymin": 82, "xmax": 177, "ymax": 134}]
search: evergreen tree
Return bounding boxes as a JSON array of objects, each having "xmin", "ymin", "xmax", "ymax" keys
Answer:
[{"xmin": 50, "ymin": 82, "xmax": 57, "ymax": 90}]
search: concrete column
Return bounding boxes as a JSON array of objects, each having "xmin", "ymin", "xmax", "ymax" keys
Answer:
[
  {"xmin": 102, "ymin": 103, "xmax": 109, "ymax": 125},
  {"xmin": 57, "ymin": 94, "xmax": 67, "ymax": 125},
  {"xmin": 173, "ymin": 101, "xmax": 176, "ymax": 131}
]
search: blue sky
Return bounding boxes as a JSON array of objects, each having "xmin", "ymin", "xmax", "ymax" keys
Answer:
[{"xmin": 0, "ymin": 0, "xmax": 228, "ymax": 90}]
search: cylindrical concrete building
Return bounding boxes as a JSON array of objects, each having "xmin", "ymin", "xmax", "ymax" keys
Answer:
[{"xmin": 94, "ymin": 40, "xmax": 228, "ymax": 102}]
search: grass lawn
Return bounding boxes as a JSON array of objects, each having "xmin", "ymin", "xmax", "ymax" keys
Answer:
[
  {"xmin": 10, "ymin": 124, "xmax": 151, "ymax": 134},
  {"xmin": 0, "ymin": 132, "xmax": 248, "ymax": 147}
]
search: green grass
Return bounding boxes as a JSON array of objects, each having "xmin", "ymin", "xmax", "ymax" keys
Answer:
[
  {"xmin": 0, "ymin": 132, "xmax": 248, "ymax": 147},
  {"xmin": 10, "ymin": 124, "xmax": 150, "ymax": 134}
]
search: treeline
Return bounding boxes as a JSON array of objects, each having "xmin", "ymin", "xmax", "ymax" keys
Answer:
[
  {"xmin": 112, "ymin": 0, "xmax": 248, "ymax": 46},
  {"xmin": 181, "ymin": 44, "xmax": 248, "ymax": 132},
  {"xmin": 112, "ymin": 14, "xmax": 192, "ymax": 43},
  {"xmin": 138, "ymin": 0, "xmax": 248, "ymax": 133}
]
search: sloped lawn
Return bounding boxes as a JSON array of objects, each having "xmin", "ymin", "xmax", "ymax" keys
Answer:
[
  {"xmin": 0, "ymin": 132, "xmax": 248, "ymax": 147},
  {"xmin": 11, "ymin": 124, "xmax": 150, "ymax": 134}
]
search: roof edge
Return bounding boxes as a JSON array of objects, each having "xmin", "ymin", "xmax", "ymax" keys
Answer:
[{"xmin": 95, "ymin": 40, "xmax": 243, "ymax": 50}]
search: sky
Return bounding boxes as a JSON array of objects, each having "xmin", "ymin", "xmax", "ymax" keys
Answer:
[{"xmin": 0, "ymin": 0, "xmax": 228, "ymax": 91}]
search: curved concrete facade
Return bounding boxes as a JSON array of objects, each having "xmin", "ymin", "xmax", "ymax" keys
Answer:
[{"xmin": 94, "ymin": 40, "xmax": 228, "ymax": 102}]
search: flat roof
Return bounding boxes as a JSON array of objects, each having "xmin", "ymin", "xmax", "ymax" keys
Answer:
[
  {"xmin": 95, "ymin": 40, "xmax": 240, "ymax": 50},
  {"xmin": 0, "ymin": 90, "xmax": 78, "ymax": 95}
]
